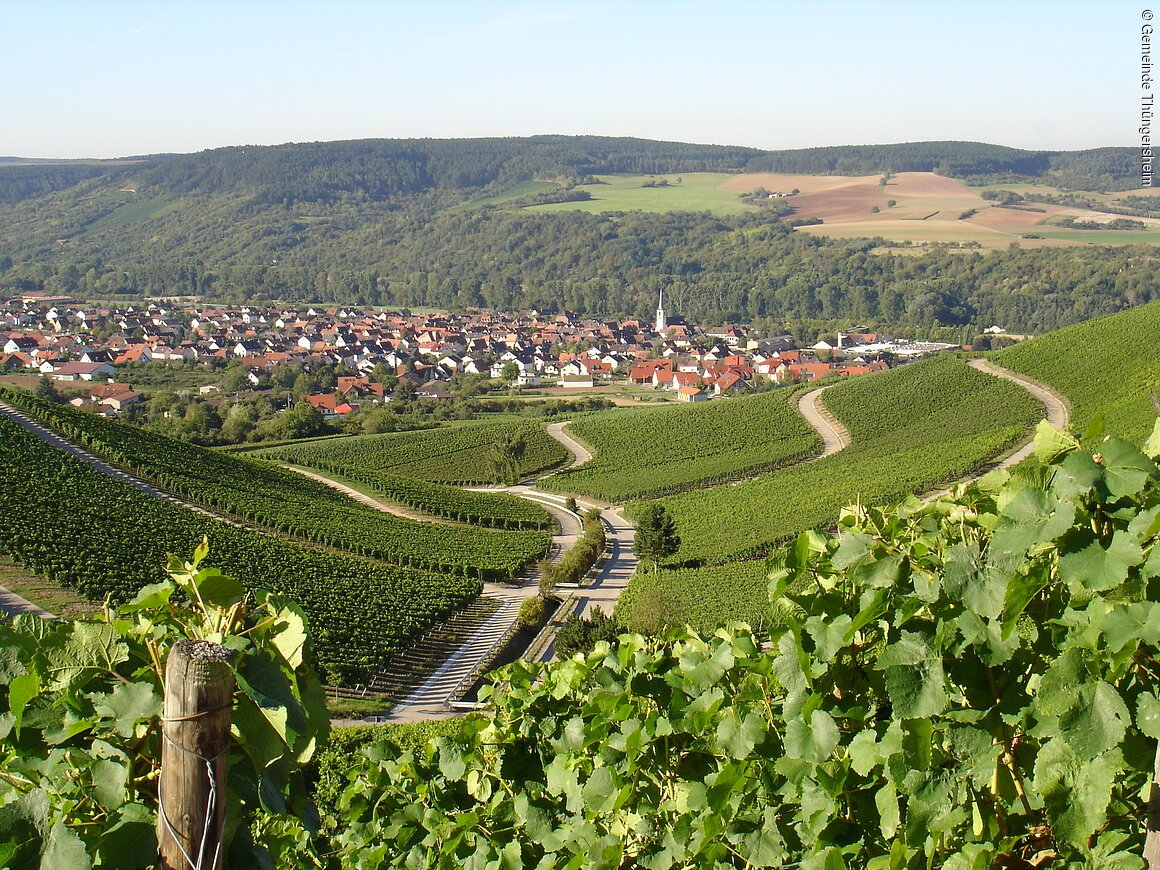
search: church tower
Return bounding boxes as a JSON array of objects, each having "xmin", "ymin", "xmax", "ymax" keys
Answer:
[{"xmin": 655, "ymin": 289, "xmax": 667, "ymax": 332}]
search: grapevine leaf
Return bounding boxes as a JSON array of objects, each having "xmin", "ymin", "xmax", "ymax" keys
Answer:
[
  {"xmin": 716, "ymin": 710, "xmax": 765, "ymax": 760},
  {"xmin": 1058, "ymin": 530, "xmax": 1143, "ymax": 592},
  {"xmin": 1145, "ymin": 418, "xmax": 1160, "ymax": 459},
  {"xmin": 91, "ymin": 758, "xmax": 128, "ymax": 811},
  {"xmin": 1033, "ymin": 422, "xmax": 1079, "ymax": 463},
  {"xmin": 805, "ymin": 614, "xmax": 852, "ymax": 663},
  {"xmin": 875, "ymin": 780, "xmax": 900, "ymax": 840},
  {"xmin": 43, "ymin": 623, "xmax": 128, "ymax": 690},
  {"xmin": 1099, "ymin": 438, "xmax": 1155, "ymax": 498},
  {"xmin": 193, "ymin": 567, "xmax": 245, "ymax": 608},
  {"xmin": 1137, "ymin": 693, "xmax": 1160, "ymax": 740},
  {"xmin": 8, "ymin": 672, "xmax": 39, "ymax": 737},
  {"xmin": 92, "ymin": 682, "xmax": 160, "ymax": 738},
  {"xmin": 734, "ymin": 807, "xmax": 785, "ymax": 866},
  {"xmin": 96, "ymin": 804, "xmax": 156, "ymax": 869},
  {"xmin": 784, "ymin": 709, "xmax": 839, "ymax": 764},
  {"xmin": 119, "ymin": 581, "xmax": 175, "ymax": 613},
  {"xmin": 267, "ymin": 602, "xmax": 309, "ymax": 672},
  {"xmin": 1032, "ymin": 740, "xmax": 1119, "ymax": 849},
  {"xmin": 42, "ymin": 818, "xmax": 90, "ymax": 870},
  {"xmin": 1052, "ymin": 450, "xmax": 1104, "ymax": 500},
  {"xmin": 878, "ymin": 632, "xmax": 946, "ymax": 719},
  {"xmin": 1059, "ymin": 682, "xmax": 1129, "ymax": 760},
  {"xmin": 848, "ymin": 730, "xmax": 880, "ymax": 776}
]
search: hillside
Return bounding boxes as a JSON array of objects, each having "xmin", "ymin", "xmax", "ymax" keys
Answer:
[
  {"xmin": 2, "ymin": 136, "xmax": 1156, "ymax": 334},
  {"xmin": 994, "ymin": 299, "xmax": 1160, "ymax": 441}
]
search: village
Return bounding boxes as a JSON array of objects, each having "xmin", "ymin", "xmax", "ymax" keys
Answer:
[{"xmin": 0, "ymin": 290, "xmax": 964, "ymax": 421}]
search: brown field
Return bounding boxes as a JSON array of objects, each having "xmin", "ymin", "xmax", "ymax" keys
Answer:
[{"xmin": 723, "ymin": 171, "xmax": 1160, "ymax": 249}]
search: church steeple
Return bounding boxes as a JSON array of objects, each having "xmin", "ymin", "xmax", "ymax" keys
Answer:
[{"xmin": 655, "ymin": 288, "xmax": 667, "ymax": 332}]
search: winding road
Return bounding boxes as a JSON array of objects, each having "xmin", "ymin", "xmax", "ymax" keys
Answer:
[{"xmin": 796, "ymin": 386, "xmax": 852, "ymax": 459}]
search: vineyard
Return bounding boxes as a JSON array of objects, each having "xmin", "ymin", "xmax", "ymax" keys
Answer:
[
  {"xmin": 613, "ymin": 560, "xmax": 770, "ymax": 634},
  {"xmin": 260, "ymin": 420, "xmax": 569, "ymax": 484},
  {"xmin": 0, "ymin": 388, "xmax": 549, "ymax": 580},
  {"xmin": 0, "ymin": 415, "xmax": 478, "ymax": 684},
  {"xmin": 255, "ymin": 421, "xmax": 567, "ymax": 528},
  {"xmin": 995, "ymin": 299, "xmax": 1160, "ymax": 442},
  {"xmin": 617, "ymin": 356, "xmax": 1041, "ymax": 626},
  {"xmin": 539, "ymin": 387, "xmax": 820, "ymax": 501}
]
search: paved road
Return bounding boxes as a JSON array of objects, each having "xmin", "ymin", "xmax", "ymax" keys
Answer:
[
  {"xmin": 545, "ymin": 420, "xmax": 593, "ymax": 468},
  {"xmin": 796, "ymin": 387, "xmax": 852, "ymax": 459}
]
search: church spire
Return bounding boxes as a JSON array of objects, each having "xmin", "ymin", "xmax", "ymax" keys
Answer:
[{"xmin": 655, "ymin": 288, "xmax": 667, "ymax": 332}]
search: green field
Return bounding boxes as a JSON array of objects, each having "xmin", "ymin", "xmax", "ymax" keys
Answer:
[
  {"xmin": 82, "ymin": 199, "xmax": 181, "ymax": 233},
  {"xmin": 528, "ymin": 173, "xmax": 758, "ymax": 216},
  {"xmin": 540, "ymin": 387, "xmax": 819, "ymax": 501},
  {"xmin": 452, "ymin": 180, "xmax": 561, "ymax": 211},
  {"xmin": 995, "ymin": 300, "xmax": 1160, "ymax": 442}
]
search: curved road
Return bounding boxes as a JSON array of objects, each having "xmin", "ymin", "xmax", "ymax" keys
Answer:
[{"xmin": 796, "ymin": 387, "xmax": 852, "ymax": 459}]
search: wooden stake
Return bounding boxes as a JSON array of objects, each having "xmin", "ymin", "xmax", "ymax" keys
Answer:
[
  {"xmin": 158, "ymin": 639, "xmax": 234, "ymax": 870},
  {"xmin": 1146, "ymin": 739, "xmax": 1160, "ymax": 870}
]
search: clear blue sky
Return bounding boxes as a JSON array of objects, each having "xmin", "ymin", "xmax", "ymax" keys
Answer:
[{"xmin": 0, "ymin": 0, "xmax": 1142, "ymax": 158}]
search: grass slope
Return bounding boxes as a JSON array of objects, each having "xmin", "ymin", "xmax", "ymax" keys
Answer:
[
  {"xmin": 994, "ymin": 300, "xmax": 1160, "ymax": 442},
  {"xmin": 540, "ymin": 387, "xmax": 820, "ymax": 502},
  {"xmin": 618, "ymin": 356, "xmax": 1042, "ymax": 629}
]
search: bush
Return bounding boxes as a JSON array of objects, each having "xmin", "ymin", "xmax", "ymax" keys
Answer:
[
  {"xmin": 553, "ymin": 609, "xmax": 626, "ymax": 659},
  {"xmin": 516, "ymin": 596, "xmax": 546, "ymax": 631}
]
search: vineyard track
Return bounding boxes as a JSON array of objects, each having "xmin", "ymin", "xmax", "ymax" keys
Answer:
[
  {"xmin": 0, "ymin": 586, "xmax": 53, "ymax": 619},
  {"xmin": 545, "ymin": 420, "xmax": 593, "ymax": 469},
  {"xmin": 282, "ymin": 465, "xmax": 459, "ymax": 525},
  {"xmin": 796, "ymin": 387, "xmax": 852, "ymax": 459}
]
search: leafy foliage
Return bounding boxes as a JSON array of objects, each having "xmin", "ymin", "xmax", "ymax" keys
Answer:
[
  {"xmin": 0, "ymin": 543, "xmax": 329, "ymax": 868},
  {"xmin": 633, "ymin": 504, "xmax": 681, "ymax": 572},
  {"xmin": 332, "ymin": 420, "xmax": 1160, "ymax": 868},
  {"xmin": 540, "ymin": 387, "xmax": 820, "ymax": 501},
  {"xmin": 552, "ymin": 610, "xmax": 626, "ymax": 660}
]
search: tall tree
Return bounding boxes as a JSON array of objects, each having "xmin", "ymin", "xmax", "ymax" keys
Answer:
[{"xmin": 633, "ymin": 504, "xmax": 680, "ymax": 571}]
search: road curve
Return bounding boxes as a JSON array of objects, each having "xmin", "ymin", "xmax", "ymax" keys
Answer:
[
  {"xmin": 797, "ymin": 386, "xmax": 852, "ymax": 460},
  {"xmin": 282, "ymin": 465, "xmax": 460, "ymax": 525},
  {"xmin": 966, "ymin": 359, "xmax": 1070, "ymax": 468},
  {"xmin": 544, "ymin": 421, "xmax": 592, "ymax": 469}
]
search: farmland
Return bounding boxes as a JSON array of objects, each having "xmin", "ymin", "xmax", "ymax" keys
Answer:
[
  {"xmin": 994, "ymin": 299, "xmax": 1160, "ymax": 441},
  {"xmin": 653, "ymin": 356, "xmax": 1041, "ymax": 565},
  {"xmin": 540, "ymin": 387, "xmax": 820, "ymax": 501},
  {"xmin": 0, "ymin": 389, "xmax": 549, "ymax": 580},
  {"xmin": 0, "ymin": 415, "xmax": 478, "ymax": 684},
  {"xmin": 530, "ymin": 170, "xmax": 1160, "ymax": 248},
  {"xmin": 260, "ymin": 420, "xmax": 568, "ymax": 486}
]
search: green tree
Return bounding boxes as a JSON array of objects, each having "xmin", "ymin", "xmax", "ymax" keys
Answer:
[
  {"xmin": 500, "ymin": 361, "xmax": 519, "ymax": 384},
  {"xmin": 633, "ymin": 503, "xmax": 680, "ymax": 571},
  {"xmin": 487, "ymin": 431, "xmax": 527, "ymax": 485},
  {"xmin": 34, "ymin": 375, "xmax": 64, "ymax": 404}
]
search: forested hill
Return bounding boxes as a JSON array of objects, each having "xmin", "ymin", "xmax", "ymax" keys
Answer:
[
  {"xmin": 1, "ymin": 136, "xmax": 1155, "ymax": 335},
  {"xmin": 0, "ymin": 137, "xmax": 1138, "ymax": 205}
]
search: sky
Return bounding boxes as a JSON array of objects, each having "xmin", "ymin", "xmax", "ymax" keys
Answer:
[{"xmin": 0, "ymin": 0, "xmax": 1144, "ymax": 158}]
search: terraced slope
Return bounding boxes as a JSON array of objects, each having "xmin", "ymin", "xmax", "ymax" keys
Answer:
[
  {"xmin": 540, "ymin": 387, "xmax": 820, "ymax": 502},
  {"xmin": 257, "ymin": 421, "xmax": 565, "ymax": 528},
  {"xmin": 995, "ymin": 300, "xmax": 1160, "ymax": 442},
  {"xmin": 644, "ymin": 355, "xmax": 1041, "ymax": 567},
  {"xmin": 0, "ymin": 415, "xmax": 477, "ymax": 685},
  {"xmin": 0, "ymin": 388, "xmax": 548, "ymax": 580}
]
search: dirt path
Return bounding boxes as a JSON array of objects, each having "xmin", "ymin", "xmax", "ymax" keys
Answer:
[
  {"xmin": 920, "ymin": 359, "xmax": 1072, "ymax": 500},
  {"xmin": 544, "ymin": 420, "xmax": 592, "ymax": 469},
  {"xmin": 281, "ymin": 465, "xmax": 460, "ymax": 525},
  {"xmin": 796, "ymin": 387, "xmax": 852, "ymax": 459}
]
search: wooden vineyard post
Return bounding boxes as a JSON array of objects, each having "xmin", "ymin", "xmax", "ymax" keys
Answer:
[{"xmin": 158, "ymin": 639, "xmax": 235, "ymax": 870}]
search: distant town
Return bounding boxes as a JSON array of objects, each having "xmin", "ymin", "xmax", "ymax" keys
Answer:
[{"xmin": 1, "ymin": 291, "xmax": 970, "ymax": 423}]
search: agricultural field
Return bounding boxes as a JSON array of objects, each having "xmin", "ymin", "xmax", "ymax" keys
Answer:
[
  {"xmin": 531, "ymin": 170, "xmax": 1160, "ymax": 248},
  {"xmin": 540, "ymin": 387, "xmax": 820, "ymax": 501},
  {"xmin": 528, "ymin": 173, "xmax": 757, "ymax": 216},
  {"xmin": 260, "ymin": 420, "xmax": 567, "ymax": 485},
  {"xmin": 0, "ymin": 415, "xmax": 477, "ymax": 684},
  {"xmin": 616, "ymin": 356, "xmax": 1042, "ymax": 628},
  {"xmin": 995, "ymin": 299, "xmax": 1160, "ymax": 442},
  {"xmin": 0, "ymin": 389, "xmax": 549, "ymax": 580}
]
